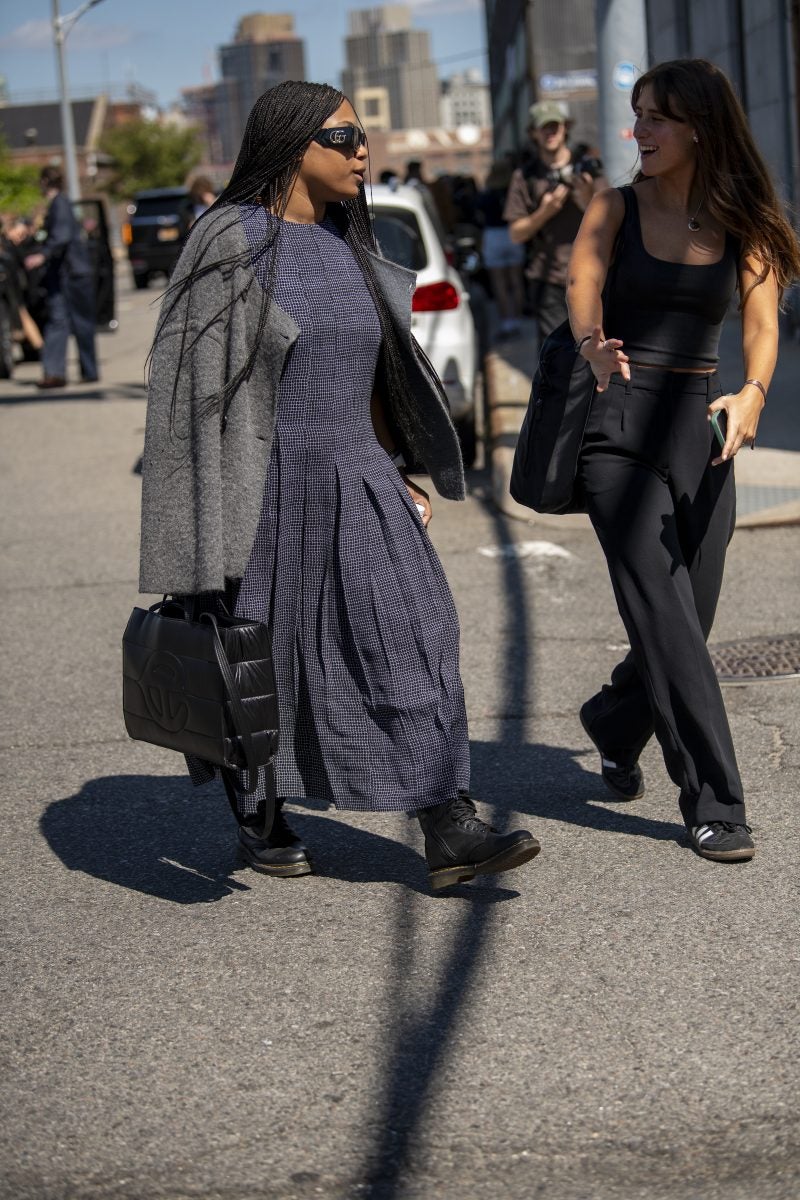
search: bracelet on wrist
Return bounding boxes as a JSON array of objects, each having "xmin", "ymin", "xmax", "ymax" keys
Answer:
[
  {"xmin": 575, "ymin": 334, "xmax": 592, "ymax": 353},
  {"xmin": 743, "ymin": 378, "xmax": 767, "ymax": 403}
]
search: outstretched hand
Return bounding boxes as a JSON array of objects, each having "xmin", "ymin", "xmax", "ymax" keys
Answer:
[{"xmin": 579, "ymin": 325, "xmax": 630, "ymax": 392}]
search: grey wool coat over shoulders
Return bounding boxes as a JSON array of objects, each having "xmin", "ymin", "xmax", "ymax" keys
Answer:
[{"xmin": 139, "ymin": 205, "xmax": 466, "ymax": 596}]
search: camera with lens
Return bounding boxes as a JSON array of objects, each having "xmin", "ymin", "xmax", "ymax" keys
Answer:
[
  {"xmin": 545, "ymin": 150, "xmax": 603, "ymax": 190},
  {"xmin": 574, "ymin": 154, "xmax": 603, "ymax": 180}
]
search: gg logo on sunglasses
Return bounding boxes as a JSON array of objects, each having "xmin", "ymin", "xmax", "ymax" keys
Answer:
[{"xmin": 313, "ymin": 126, "xmax": 367, "ymax": 153}]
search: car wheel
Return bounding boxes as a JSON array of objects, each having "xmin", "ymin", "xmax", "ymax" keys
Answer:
[
  {"xmin": 133, "ymin": 273, "xmax": 149, "ymax": 290},
  {"xmin": 0, "ymin": 303, "xmax": 14, "ymax": 379}
]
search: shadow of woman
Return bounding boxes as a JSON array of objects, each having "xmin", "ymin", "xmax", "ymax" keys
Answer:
[
  {"xmin": 470, "ymin": 739, "xmax": 683, "ymax": 843},
  {"xmin": 40, "ymin": 776, "xmax": 525, "ymax": 905},
  {"xmin": 40, "ymin": 774, "xmax": 252, "ymax": 905}
]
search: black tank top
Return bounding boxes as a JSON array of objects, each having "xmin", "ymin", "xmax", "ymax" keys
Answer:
[{"xmin": 605, "ymin": 186, "xmax": 739, "ymax": 370}]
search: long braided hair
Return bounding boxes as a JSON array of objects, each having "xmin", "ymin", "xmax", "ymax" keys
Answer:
[{"xmin": 153, "ymin": 80, "xmax": 434, "ymax": 447}]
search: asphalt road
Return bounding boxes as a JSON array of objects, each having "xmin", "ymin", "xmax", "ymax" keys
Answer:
[{"xmin": 1, "ymin": 278, "xmax": 798, "ymax": 1200}]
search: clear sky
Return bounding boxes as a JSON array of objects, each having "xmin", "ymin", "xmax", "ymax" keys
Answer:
[{"xmin": 0, "ymin": 1, "xmax": 487, "ymax": 108}]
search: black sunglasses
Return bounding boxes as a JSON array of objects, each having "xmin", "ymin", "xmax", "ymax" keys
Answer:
[{"xmin": 312, "ymin": 126, "xmax": 367, "ymax": 153}]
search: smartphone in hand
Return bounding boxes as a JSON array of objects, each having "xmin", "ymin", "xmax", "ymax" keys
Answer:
[{"xmin": 710, "ymin": 410, "xmax": 727, "ymax": 449}]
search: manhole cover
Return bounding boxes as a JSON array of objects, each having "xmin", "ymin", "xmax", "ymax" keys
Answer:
[{"xmin": 710, "ymin": 634, "xmax": 800, "ymax": 682}]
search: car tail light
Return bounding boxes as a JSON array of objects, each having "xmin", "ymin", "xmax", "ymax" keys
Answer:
[
  {"xmin": 122, "ymin": 222, "xmax": 132, "ymax": 245},
  {"xmin": 412, "ymin": 281, "xmax": 460, "ymax": 312}
]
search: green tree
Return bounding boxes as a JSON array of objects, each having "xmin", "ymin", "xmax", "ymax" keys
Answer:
[
  {"xmin": 0, "ymin": 135, "xmax": 41, "ymax": 215},
  {"xmin": 99, "ymin": 119, "xmax": 203, "ymax": 199}
]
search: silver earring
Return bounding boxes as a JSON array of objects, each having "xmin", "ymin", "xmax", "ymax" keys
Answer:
[{"xmin": 693, "ymin": 134, "xmax": 699, "ymax": 143}]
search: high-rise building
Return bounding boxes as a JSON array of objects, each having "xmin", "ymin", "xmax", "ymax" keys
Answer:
[
  {"xmin": 484, "ymin": 0, "xmax": 598, "ymax": 157},
  {"xmin": 342, "ymin": 6, "xmax": 440, "ymax": 130},
  {"xmin": 440, "ymin": 69, "xmax": 492, "ymax": 130},
  {"xmin": 219, "ymin": 14, "xmax": 305, "ymax": 137},
  {"xmin": 184, "ymin": 14, "xmax": 306, "ymax": 164}
]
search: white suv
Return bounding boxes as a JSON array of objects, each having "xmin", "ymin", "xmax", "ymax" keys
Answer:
[{"xmin": 367, "ymin": 183, "xmax": 478, "ymax": 464}]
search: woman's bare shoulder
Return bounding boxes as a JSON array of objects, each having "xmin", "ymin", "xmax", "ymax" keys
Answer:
[
  {"xmin": 581, "ymin": 186, "xmax": 626, "ymax": 234},
  {"xmin": 589, "ymin": 185, "xmax": 627, "ymax": 212}
]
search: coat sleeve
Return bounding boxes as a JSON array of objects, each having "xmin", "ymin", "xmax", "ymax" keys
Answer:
[{"xmin": 138, "ymin": 306, "xmax": 228, "ymax": 596}]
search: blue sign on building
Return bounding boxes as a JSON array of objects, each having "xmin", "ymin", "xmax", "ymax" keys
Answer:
[
  {"xmin": 612, "ymin": 61, "xmax": 639, "ymax": 91},
  {"xmin": 539, "ymin": 69, "xmax": 598, "ymax": 94}
]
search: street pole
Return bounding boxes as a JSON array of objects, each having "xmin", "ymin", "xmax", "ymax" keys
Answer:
[
  {"xmin": 52, "ymin": 0, "xmax": 107, "ymax": 201},
  {"xmin": 595, "ymin": 0, "xmax": 649, "ymax": 187},
  {"xmin": 53, "ymin": 0, "xmax": 81, "ymax": 200}
]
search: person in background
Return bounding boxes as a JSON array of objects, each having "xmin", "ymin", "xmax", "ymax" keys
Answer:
[
  {"xmin": 1, "ymin": 217, "xmax": 44, "ymax": 356},
  {"xmin": 23, "ymin": 166, "xmax": 97, "ymax": 388},
  {"xmin": 188, "ymin": 175, "xmax": 218, "ymax": 221},
  {"xmin": 404, "ymin": 160, "xmax": 429, "ymax": 190},
  {"xmin": 567, "ymin": 58, "xmax": 800, "ymax": 862},
  {"xmin": 504, "ymin": 101, "xmax": 606, "ymax": 338},
  {"xmin": 475, "ymin": 160, "xmax": 526, "ymax": 341}
]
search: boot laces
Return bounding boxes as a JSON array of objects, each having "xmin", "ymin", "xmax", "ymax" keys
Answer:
[{"xmin": 449, "ymin": 794, "xmax": 492, "ymax": 832}]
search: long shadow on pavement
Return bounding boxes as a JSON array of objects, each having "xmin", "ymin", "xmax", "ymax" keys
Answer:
[
  {"xmin": 355, "ymin": 472, "xmax": 685, "ymax": 1197},
  {"xmin": 42, "ymin": 775, "xmax": 517, "ymax": 901},
  {"xmin": 0, "ymin": 383, "xmax": 146, "ymax": 405}
]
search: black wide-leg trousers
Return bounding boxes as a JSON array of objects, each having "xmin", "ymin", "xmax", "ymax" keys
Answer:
[{"xmin": 577, "ymin": 366, "xmax": 745, "ymax": 827}]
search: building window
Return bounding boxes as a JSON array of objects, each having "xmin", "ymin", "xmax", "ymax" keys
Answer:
[
  {"xmin": 269, "ymin": 49, "xmax": 282, "ymax": 71},
  {"xmin": 365, "ymin": 98, "xmax": 380, "ymax": 117}
]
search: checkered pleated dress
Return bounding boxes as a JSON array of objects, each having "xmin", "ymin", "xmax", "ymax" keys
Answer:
[{"xmin": 230, "ymin": 203, "xmax": 469, "ymax": 814}]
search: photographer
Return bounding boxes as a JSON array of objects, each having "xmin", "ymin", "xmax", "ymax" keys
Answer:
[{"xmin": 504, "ymin": 101, "xmax": 606, "ymax": 336}]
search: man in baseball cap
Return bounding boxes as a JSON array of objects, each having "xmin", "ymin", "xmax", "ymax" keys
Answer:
[
  {"xmin": 503, "ymin": 99, "xmax": 605, "ymax": 337},
  {"xmin": 528, "ymin": 100, "xmax": 571, "ymax": 129}
]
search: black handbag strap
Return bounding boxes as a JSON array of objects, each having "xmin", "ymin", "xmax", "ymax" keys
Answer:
[
  {"xmin": 602, "ymin": 185, "xmax": 633, "ymax": 306},
  {"xmin": 201, "ymin": 612, "xmax": 276, "ymax": 840},
  {"xmin": 200, "ymin": 612, "xmax": 260, "ymax": 794}
]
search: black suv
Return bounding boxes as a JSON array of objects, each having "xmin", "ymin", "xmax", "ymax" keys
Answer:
[{"xmin": 124, "ymin": 188, "xmax": 193, "ymax": 289}]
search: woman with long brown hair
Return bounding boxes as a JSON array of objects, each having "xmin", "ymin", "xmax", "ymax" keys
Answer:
[{"xmin": 566, "ymin": 58, "xmax": 800, "ymax": 862}]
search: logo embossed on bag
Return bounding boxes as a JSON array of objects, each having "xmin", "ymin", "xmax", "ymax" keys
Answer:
[{"xmin": 141, "ymin": 651, "xmax": 189, "ymax": 732}]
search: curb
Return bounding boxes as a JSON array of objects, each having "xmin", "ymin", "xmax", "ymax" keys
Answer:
[{"xmin": 485, "ymin": 351, "xmax": 800, "ymax": 532}]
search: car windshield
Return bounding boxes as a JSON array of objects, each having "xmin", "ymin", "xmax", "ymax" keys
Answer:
[
  {"xmin": 133, "ymin": 196, "xmax": 190, "ymax": 217},
  {"xmin": 370, "ymin": 207, "xmax": 428, "ymax": 271}
]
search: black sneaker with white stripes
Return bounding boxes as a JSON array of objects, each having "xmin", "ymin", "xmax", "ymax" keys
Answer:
[
  {"xmin": 690, "ymin": 822, "xmax": 755, "ymax": 862},
  {"xmin": 579, "ymin": 705, "xmax": 645, "ymax": 801}
]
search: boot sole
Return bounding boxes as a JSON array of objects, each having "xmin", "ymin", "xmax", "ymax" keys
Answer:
[
  {"xmin": 238, "ymin": 847, "xmax": 313, "ymax": 877},
  {"xmin": 429, "ymin": 836, "xmax": 541, "ymax": 891},
  {"xmin": 579, "ymin": 709, "xmax": 644, "ymax": 801}
]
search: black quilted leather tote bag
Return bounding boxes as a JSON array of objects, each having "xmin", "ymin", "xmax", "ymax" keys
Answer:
[
  {"xmin": 510, "ymin": 321, "xmax": 597, "ymax": 514},
  {"xmin": 122, "ymin": 598, "xmax": 279, "ymax": 797},
  {"xmin": 510, "ymin": 186, "xmax": 633, "ymax": 515}
]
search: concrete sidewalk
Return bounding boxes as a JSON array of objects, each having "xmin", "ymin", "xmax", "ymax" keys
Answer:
[{"xmin": 487, "ymin": 314, "xmax": 800, "ymax": 530}]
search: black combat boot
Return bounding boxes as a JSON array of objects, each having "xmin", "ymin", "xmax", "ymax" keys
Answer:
[
  {"xmin": 417, "ymin": 793, "xmax": 540, "ymax": 890},
  {"xmin": 238, "ymin": 800, "xmax": 312, "ymax": 877}
]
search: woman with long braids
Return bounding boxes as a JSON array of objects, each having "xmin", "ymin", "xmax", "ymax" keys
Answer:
[
  {"xmin": 139, "ymin": 81, "xmax": 540, "ymax": 889},
  {"xmin": 567, "ymin": 59, "xmax": 800, "ymax": 862}
]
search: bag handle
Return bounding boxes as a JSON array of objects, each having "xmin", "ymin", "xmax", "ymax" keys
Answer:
[
  {"xmin": 200, "ymin": 612, "xmax": 262, "ymax": 794},
  {"xmin": 602, "ymin": 186, "xmax": 633, "ymax": 305},
  {"xmin": 202, "ymin": 612, "xmax": 277, "ymax": 841}
]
